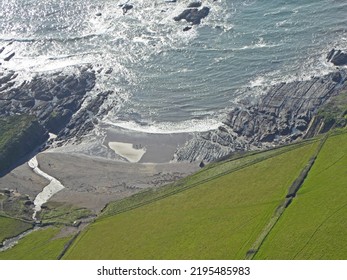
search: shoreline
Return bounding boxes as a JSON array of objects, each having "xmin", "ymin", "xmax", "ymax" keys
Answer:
[{"xmin": 103, "ymin": 125, "xmax": 194, "ymax": 163}]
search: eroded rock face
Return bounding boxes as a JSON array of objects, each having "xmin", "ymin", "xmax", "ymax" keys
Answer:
[
  {"xmin": 0, "ymin": 42, "xmax": 119, "ymax": 150},
  {"xmin": 0, "ymin": 66, "xmax": 96, "ymax": 136},
  {"xmin": 0, "ymin": 42, "xmax": 114, "ymax": 146},
  {"xmin": 175, "ymin": 71, "xmax": 347, "ymax": 162}
]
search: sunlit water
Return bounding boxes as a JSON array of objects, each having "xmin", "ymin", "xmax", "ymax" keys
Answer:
[{"xmin": 1, "ymin": 0, "xmax": 347, "ymax": 133}]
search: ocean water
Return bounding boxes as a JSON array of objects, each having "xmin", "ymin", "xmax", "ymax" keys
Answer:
[{"xmin": 1, "ymin": 0, "xmax": 347, "ymax": 133}]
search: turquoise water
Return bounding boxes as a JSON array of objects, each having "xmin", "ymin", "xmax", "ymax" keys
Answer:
[{"xmin": 1, "ymin": 0, "xmax": 346, "ymax": 132}]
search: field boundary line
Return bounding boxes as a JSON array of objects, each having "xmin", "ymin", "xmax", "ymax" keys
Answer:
[{"xmin": 245, "ymin": 134, "xmax": 329, "ymax": 260}]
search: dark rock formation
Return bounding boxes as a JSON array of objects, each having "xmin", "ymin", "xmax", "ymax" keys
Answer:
[
  {"xmin": 0, "ymin": 66, "xmax": 96, "ymax": 136},
  {"xmin": 188, "ymin": 2, "xmax": 202, "ymax": 8},
  {"xmin": 327, "ymin": 49, "xmax": 347, "ymax": 66},
  {"xmin": 0, "ymin": 54, "xmax": 115, "ymax": 147},
  {"xmin": 57, "ymin": 90, "xmax": 113, "ymax": 142},
  {"xmin": 4, "ymin": 52, "xmax": 15, "ymax": 61},
  {"xmin": 121, "ymin": 4, "xmax": 133, "ymax": 14},
  {"xmin": 105, "ymin": 68, "xmax": 113, "ymax": 74},
  {"xmin": 175, "ymin": 70, "xmax": 347, "ymax": 162},
  {"xmin": 0, "ymin": 42, "xmax": 120, "ymax": 157},
  {"xmin": 183, "ymin": 26, "xmax": 192, "ymax": 32},
  {"xmin": 174, "ymin": 6, "xmax": 210, "ymax": 25}
]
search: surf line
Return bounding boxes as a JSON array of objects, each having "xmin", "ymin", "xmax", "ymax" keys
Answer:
[{"xmin": 28, "ymin": 156, "xmax": 65, "ymax": 220}]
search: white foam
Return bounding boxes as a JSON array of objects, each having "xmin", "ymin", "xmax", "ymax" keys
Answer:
[
  {"xmin": 249, "ymin": 76, "xmax": 267, "ymax": 88},
  {"xmin": 234, "ymin": 37, "xmax": 282, "ymax": 51},
  {"xmin": 3, "ymin": 54, "xmax": 91, "ymax": 72},
  {"xmin": 102, "ymin": 117, "xmax": 223, "ymax": 134}
]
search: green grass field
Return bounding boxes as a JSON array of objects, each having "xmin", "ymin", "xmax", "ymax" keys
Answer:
[
  {"xmin": 101, "ymin": 140, "xmax": 316, "ymax": 219},
  {"xmin": 255, "ymin": 132, "xmax": 347, "ymax": 259},
  {"xmin": 64, "ymin": 141, "xmax": 318, "ymax": 259},
  {"xmin": 1, "ymin": 129, "xmax": 345, "ymax": 260},
  {"xmin": 0, "ymin": 226, "xmax": 73, "ymax": 260},
  {"xmin": 0, "ymin": 216, "xmax": 33, "ymax": 244},
  {"xmin": 38, "ymin": 201, "xmax": 93, "ymax": 226}
]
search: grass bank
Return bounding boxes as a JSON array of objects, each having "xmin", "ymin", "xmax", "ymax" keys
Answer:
[{"xmin": 64, "ymin": 141, "xmax": 318, "ymax": 259}]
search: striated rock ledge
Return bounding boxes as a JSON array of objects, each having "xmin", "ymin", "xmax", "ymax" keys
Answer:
[
  {"xmin": 175, "ymin": 70, "xmax": 347, "ymax": 162},
  {"xmin": 0, "ymin": 43, "xmax": 116, "ymax": 147},
  {"xmin": 0, "ymin": 65, "xmax": 95, "ymax": 137}
]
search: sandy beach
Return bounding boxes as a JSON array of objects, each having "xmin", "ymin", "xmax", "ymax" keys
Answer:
[
  {"xmin": 0, "ymin": 126, "xmax": 199, "ymax": 213},
  {"xmin": 103, "ymin": 125, "xmax": 193, "ymax": 163}
]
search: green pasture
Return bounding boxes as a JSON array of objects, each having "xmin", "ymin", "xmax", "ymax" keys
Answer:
[
  {"xmin": 64, "ymin": 142, "xmax": 318, "ymax": 259},
  {"xmin": 0, "ymin": 216, "xmax": 33, "ymax": 244},
  {"xmin": 0, "ymin": 226, "xmax": 73, "ymax": 260},
  {"xmin": 255, "ymin": 132, "xmax": 347, "ymax": 259}
]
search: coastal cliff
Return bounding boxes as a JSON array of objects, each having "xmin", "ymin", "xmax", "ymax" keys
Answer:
[
  {"xmin": 175, "ymin": 70, "xmax": 347, "ymax": 162},
  {"xmin": 0, "ymin": 115, "xmax": 47, "ymax": 174}
]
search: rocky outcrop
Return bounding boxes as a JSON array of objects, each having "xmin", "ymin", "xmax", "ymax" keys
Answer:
[
  {"xmin": 327, "ymin": 49, "xmax": 347, "ymax": 66},
  {"xmin": 57, "ymin": 90, "xmax": 113, "ymax": 142},
  {"xmin": 0, "ymin": 66, "xmax": 96, "ymax": 131},
  {"xmin": 0, "ymin": 42, "xmax": 120, "ymax": 159},
  {"xmin": 175, "ymin": 70, "xmax": 347, "ymax": 162},
  {"xmin": 121, "ymin": 4, "xmax": 133, "ymax": 15},
  {"xmin": 0, "ymin": 41, "xmax": 112, "ymax": 144},
  {"xmin": 174, "ymin": 6, "xmax": 210, "ymax": 25}
]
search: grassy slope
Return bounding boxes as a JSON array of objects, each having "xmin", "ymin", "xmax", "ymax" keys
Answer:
[
  {"xmin": 0, "ymin": 114, "xmax": 46, "ymax": 173},
  {"xmin": 101, "ymin": 140, "xmax": 315, "ymax": 219},
  {"xmin": 0, "ymin": 227, "xmax": 72, "ymax": 260},
  {"xmin": 38, "ymin": 201, "xmax": 93, "ymax": 226},
  {"xmin": 64, "ymin": 142, "xmax": 318, "ymax": 260},
  {"xmin": 0, "ymin": 216, "xmax": 33, "ymax": 244},
  {"xmin": 255, "ymin": 132, "xmax": 347, "ymax": 259}
]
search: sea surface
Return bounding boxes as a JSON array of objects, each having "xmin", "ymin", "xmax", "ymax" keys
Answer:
[{"xmin": 1, "ymin": 0, "xmax": 347, "ymax": 133}]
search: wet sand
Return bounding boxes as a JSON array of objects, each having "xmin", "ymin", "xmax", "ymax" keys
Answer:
[
  {"xmin": 0, "ymin": 124, "xmax": 199, "ymax": 213},
  {"xmin": 103, "ymin": 126, "xmax": 193, "ymax": 163},
  {"xmin": 36, "ymin": 152, "xmax": 199, "ymax": 212},
  {"xmin": 0, "ymin": 126, "xmax": 199, "ymax": 213}
]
